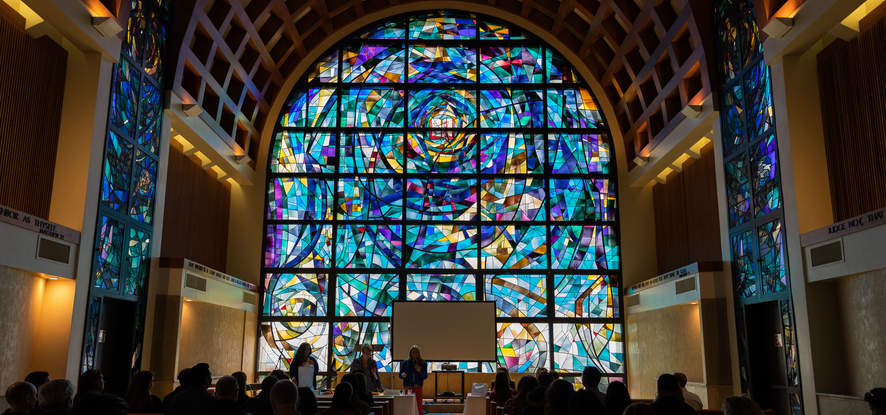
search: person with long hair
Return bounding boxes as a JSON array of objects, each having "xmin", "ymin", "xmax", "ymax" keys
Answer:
[
  {"xmin": 125, "ymin": 370, "xmax": 162, "ymax": 413},
  {"xmin": 490, "ymin": 370, "xmax": 515, "ymax": 405},
  {"xmin": 503, "ymin": 375, "xmax": 538, "ymax": 415},
  {"xmin": 323, "ymin": 382, "xmax": 359, "ymax": 415},
  {"xmin": 289, "ymin": 342, "xmax": 320, "ymax": 389},
  {"xmin": 350, "ymin": 344, "xmax": 383, "ymax": 393},
  {"xmin": 398, "ymin": 345, "xmax": 428, "ymax": 414},
  {"xmin": 545, "ymin": 379, "xmax": 574, "ymax": 415},
  {"xmin": 341, "ymin": 373, "xmax": 372, "ymax": 415},
  {"xmin": 604, "ymin": 380, "xmax": 632, "ymax": 415}
]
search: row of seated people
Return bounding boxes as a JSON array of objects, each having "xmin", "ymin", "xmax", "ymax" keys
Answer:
[{"xmin": 5, "ymin": 366, "xmax": 886, "ymax": 415}]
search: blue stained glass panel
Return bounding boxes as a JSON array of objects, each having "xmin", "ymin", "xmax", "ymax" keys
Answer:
[
  {"xmin": 343, "ymin": 44, "xmax": 405, "ymax": 83},
  {"xmin": 752, "ymin": 133, "xmax": 781, "ymax": 216},
  {"xmin": 336, "ymin": 178, "xmax": 403, "ymax": 220},
  {"xmin": 333, "ymin": 322, "xmax": 394, "ymax": 371},
  {"xmin": 405, "ymin": 177, "xmax": 477, "ymax": 221},
  {"xmin": 129, "ymin": 151, "xmax": 157, "ymax": 224},
  {"xmin": 550, "ymin": 225, "xmax": 619, "ymax": 270},
  {"xmin": 335, "ymin": 224, "xmax": 403, "ymax": 268},
  {"xmin": 480, "ymin": 133, "xmax": 544, "ymax": 174},
  {"xmin": 341, "ymin": 88, "xmax": 405, "ymax": 128},
  {"xmin": 758, "ymin": 220, "xmax": 787, "ymax": 294},
  {"xmin": 263, "ymin": 273, "xmax": 328, "ymax": 317},
  {"xmin": 546, "ymin": 48, "xmax": 578, "ymax": 83},
  {"xmin": 478, "ymin": 20, "xmax": 525, "ymax": 39},
  {"xmin": 337, "ymin": 274, "xmax": 399, "ymax": 317},
  {"xmin": 485, "ymin": 275, "xmax": 547, "ymax": 317},
  {"xmin": 259, "ymin": 321, "xmax": 329, "ymax": 372},
  {"xmin": 409, "ymin": 14, "xmax": 476, "ymax": 40},
  {"xmin": 553, "ymin": 323, "xmax": 624, "ymax": 373},
  {"xmin": 726, "ymin": 155, "xmax": 752, "ymax": 226},
  {"xmin": 547, "ymin": 88, "xmax": 604, "ymax": 128},
  {"xmin": 408, "ymin": 89, "xmax": 476, "ymax": 128},
  {"xmin": 125, "ymin": 228, "xmax": 150, "ymax": 296},
  {"xmin": 137, "ymin": 78, "xmax": 161, "ymax": 153},
  {"xmin": 94, "ymin": 216, "xmax": 124, "ymax": 290},
  {"xmin": 265, "ymin": 224, "xmax": 333, "ymax": 268},
  {"xmin": 730, "ymin": 230, "xmax": 757, "ymax": 298},
  {"xmin": 406, "ymin": 131, "xmax": 477, "ymax": 174},
  {"xmin": 408, "ymin": 45, "xmax": 476, "ymax": 83},
  {"xmin": 267, "ymin": 177, "xmax": 334, "ymax": 220},
  {"xmin": 548, "ymin": 134, "xmax": 611, "ymax": 174},
  {"xmin": 101, "ymin": 131, "xmax": 133, "ymax": 212},
  {"xmin": 405, "ymin": 225, "xmax": 478, "ymax": 269},
  {"xmin": 308, "ymin": 88, "xmax": 338, "ymax": 127},
  {"xmin": 110, "ymin": 60, "xmax": 139, "ymax": 135},
  {"xmin": 479, "ymin": 46, "xmax": 543, "ymax": 83},
  {"xmin": 406, "ymin": 274, "xmax": 476, "ymax": 300},
  {"xmin": 307, "ymin": 50, "xmax": 339, "ymax": 83},
  {"xmin": 481, "ymin": 226, "xmax": 548, "ymax": 269},
  {"xmin": 496, "ymin": 322, "xmax": 548, "ymax": 372},
  {"xmin": 549, "ymin": 178, "xmax": 616, "ymax": 222},
  {"xmin": 554, "ymin": 275, "xmax": 619, "ymax": 318},
  {"xmin": 480, "ymin": 178, "xmax": 545, "ymax": 221},
  {"xmin": 745, "ymin": 61, "xmax": 774, "ymax": 136},
  {"xmin": 281, "ymin": 92, "xmax": 307, "ymax": 127},
  {"xmin": 339, "ymin": 132, "xmax": 404, "ymax": 173},
  {"xmin": 722, "ymin": 83, "xmax": 745, "ymax": 154},
  {"xmin": 270, "ymin": 131, "xmax": 336, "ymax": 173},
  {"xmin": 359, "ymin": 19, "xmax": 405, "ymax": 39},
  {"xmin": 479, "ymin": 89, "xmax": 544, "ymax": 128}
]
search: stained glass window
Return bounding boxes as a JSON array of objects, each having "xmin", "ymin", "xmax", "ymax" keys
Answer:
[{"xmin": 261, "ymin": 11, "xmax": 622, "ymax": 379}]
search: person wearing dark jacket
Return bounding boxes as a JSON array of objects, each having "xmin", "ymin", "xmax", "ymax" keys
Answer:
[
  {"xmin": 162, "ymin": 368, "xmax": 191, "ymax": 412},
  {"xmin": 243, "ymin": 375, "xmax": 279, "ymax": 415},
  {"xmin": 213, "ymin": 376, "xmax": 250, "ymax": 415},
  {"xmin": 126, "ymin": 370, "xmax": 163, "ymax": 413},
  {"xmin": 166, "ymin": 363, "xmax": 215, "ymax": 415},
  {"xmin": 232, "ymin": 371, "xmax": 250, "ymax": 405},
  {"xmin": 38, "ymin": 380, "xmax": 75, "ymax": 415},
  {"xmin": 651, "ymin": 374, "xmax": 695, "ymax": 415},
  {"xmin": 3, "ymin": 382, "xmax": 37, "ymax": 415},
  {"xmin": 398, "ymin": 346, "xmax": 428, "ymax": 415},
  {"xmin": 72, "ymin": 370, "xmax": 127, "ymax": 415}
]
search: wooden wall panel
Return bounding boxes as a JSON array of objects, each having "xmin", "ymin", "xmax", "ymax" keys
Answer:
[
  {"xmin": 653, "ymin": 143, "xmax": 722, "ymax": 274},
  {"xmin": 817, "ymin": 18, "xmax": 886, "ymax": 221},
  {"xmin": 160, "ymin": 145, "xmax": 230, "ymax": 271},
  {"xmin": 0, "ymin": 6, "xmax": 67, "ymax": 219}
]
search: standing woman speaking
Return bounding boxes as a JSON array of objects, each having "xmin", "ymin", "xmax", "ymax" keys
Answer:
[
  {"xmin": 398, "ymin": 345, "xmax": 428, "ymax": 414},
  {"xmin": 289, "ymin": 342, "xmax": 320, "ymax": 389}
]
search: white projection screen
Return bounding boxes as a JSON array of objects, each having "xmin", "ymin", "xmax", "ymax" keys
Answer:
[{"xmin": 392, "ymin": 301, "xmax": 496, "ymax": 361}]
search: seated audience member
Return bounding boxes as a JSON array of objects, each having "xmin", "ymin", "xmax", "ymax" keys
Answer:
[
  {"xmin": 167, "ymin": 363, "xmax": 215, "ymax": 415},
  {"xmin": 622, "ymin": 403, "xmax": 656, "ymax": 415},
  {"xmin": 297, "ymin": 387, "xmax": 318, "ymax": 415},
  {"xmin": 651, "ymin": 374, "xmax": 695, "ymax": 415},
  {"xmin": 674, "ymin": 373, "xmax": 702, "ymax": 410},
  {"xmin": 244, "ymin": 375, "xmax": 279, "ymax": 415},
  {"xmin": 722, "ymin": 396, "xmax": 762, "ymax": 415},
  {"xmin": 491, "ymin": 367, "xmax": 516, "ymax": 389},
  {"xmin": 604, "ymin": 380, "xmax": 632, "ymax": 415},
  {"xmin": 503, "ymin": 375, "xmax": 538, "ymax": 415},
  {"xmin": 3, "ymin": 382, "xmax": 37, "ymax": 415},
  {"xmin": 24, "ymin": 372, "xmax": 50, "ymax": 390},
  {"xmin": 323, "ymin": 382, "xmax": 359, "ymax": 415},
  {"xmin": 271, "ymin": 370, "xmax": 290, "ymax": 382},
  {"xmin": 270, "ymin": 380, "xmax": 299, "ymax": 415},
  {"xmin": 72, "ymin": 369, "xmax": 127, "ymax": 415},
  {"xmin": 866, "ymin": 388, "xmax": 886, "ymax": 415},
  {"xmin": 570, "ymin": 380, "xmax": 605, "ymax": 415},
  {"xmin": 545, "ymin": 379, "xmax": 574, "ymax": 415},
  {"xmin": 162, "ymin": 368, "xmax": 191, "ymax": 411},
  {"xmin": 340, "ymin": 373, "xmax": 371, "ymax": 415},
  {"xmin": 214, "ymin": 376, "xmax": 248, "ymax": 415},
  {"xmin": 232, "ymin": 371, "xmax": 250, "ymax": 405},
  {"xmin": 490, "ymin": 370, "xmax": 515, "ymax": 405},
  {"xmin": 38, "ymin": 379, "xmax": 75, "ymax": 415},
  {"xmin": 536, "ymin": 370, "xmax": 554, "ymax": 391},
  {"xmin": 126, "ymin": 370, "xmax": 163, "ymax": 413},
  {"xmin": 580, "ymin": 367, "xmax": 606, "ymax": 404},
  {"xmin": 524, "ymin": 383, "xmax": 546, "ymax": 415}
]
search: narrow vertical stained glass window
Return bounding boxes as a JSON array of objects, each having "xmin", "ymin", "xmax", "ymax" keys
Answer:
[{"xmin": 261, "ymin": 11, "xmax": 623, "ymax": 380}]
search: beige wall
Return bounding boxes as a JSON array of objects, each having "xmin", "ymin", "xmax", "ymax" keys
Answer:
[
  {"xmin": 626, "ymin": 304, "xmax": 703, "ymax": 399},
  {"xmin": 837, "ymin": 269, "xmax": 886, "ymax": 396},
  {"xmin": 0, "ymin": 265, "xmax": 75, "ymax": 388},
  {"xmin": 179, "ymin": 300, "xmax": 256, "ymax": 380}
]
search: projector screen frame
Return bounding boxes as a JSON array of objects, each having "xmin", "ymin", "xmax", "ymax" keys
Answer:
[{"xmin": 391, "ymin": 300, "xmax": 498, "ymax": 362}]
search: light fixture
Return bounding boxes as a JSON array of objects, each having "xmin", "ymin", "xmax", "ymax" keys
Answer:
[
  {"xmin": 762, "ymin": 17, "xmax": 795, "ymax": 38},
  {"xmin": 184, "ymin": 298, "xmax": 193, "ymax": 302},
  {"xmin": 91, "ymin": 16, "xmax": 123, "ymax": 37},
  {"xmin": 633, "ymin": 155, "xmax": 650, "ymax": 166},
  {"xmin": 681, "ymin": 104, "xmax": 704, "ymax": 118},
  {"xmin": 48, "ymin": 277, "xmax": 58, "ymax": 280},
  {"xmin": 231, "ymin": 154, "xmax": 249, "ymax": 164},
  {"xmin": 181, "ymin": 103, "xmax": 203, "ymax": 118}
]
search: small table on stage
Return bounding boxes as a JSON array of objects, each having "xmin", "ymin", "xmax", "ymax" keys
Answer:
[{"xmin": 433, "ymin": 370, "xmax": 465, "ymax": 403}]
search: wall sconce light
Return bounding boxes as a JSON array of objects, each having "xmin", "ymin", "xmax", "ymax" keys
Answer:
[
  {"xmin": 91, "ymin": 16, "xmax": 123, "ymax": 37},
  {"xmin": 181, "ymin": 103, "xmax": 203, "ymax": 118},
  {"xmin": 762, "ymin": 17, "xmax": 795, "ymax": 38},
  {"xmin": 681, "ymin": 104, "xmax": 704, "ymax": 118},
  {"xmin": 633, "ymin": 155, "xmax": 650, "ymax": 166}
]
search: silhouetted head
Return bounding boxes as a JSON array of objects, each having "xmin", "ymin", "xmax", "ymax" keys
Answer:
[
  {"xmin": 38, "ymin": 379, "xmax": 74, "ymax": 411},
  {"xmin": 78, "ymin": 369, "xmax": 104, "ymax": 393},
  {"xmin": 331, "ymin": 382, "xmax": 354, "ymax": 408},
  {"xmin": 5, "ymin": 382, "xmax": 37, "ymax": 412},
  {"xmin": 261, "ymin": 375, "xmax": 280, "ymax": 395},
  {"xmin": 216, "ymin": 376, "xmax": 239, "ymax": 401},
  {"xmin": 656, "ymin": 374, "xmax": 682, "ymax": 399},
  {"xmin": 189, "ymin": 363, "xmax": 212, "ymax": 389},
  {"xmin": 623, "ymin": 403, "xmax": 656, "ymax": 415},
  {"xmin": 515, "ymin": 375, "xmax": 539, "ymax": 400},
  {"xmin": 232, "ymin": 371, "xmax": 248, "ymax": 396},
  {"xmin": 270, "ymin": 380, "xmax": 299, "ymax": 415},
  {"xmin": 582, "ymin": 366, "xmax": 602, "ymax": 390},
  {"xmin": 536, "ymin": 370, "xmax": 554, "ymax": 389},
  {"xmin": 298, "ymin": 387, "xmax": 318, "ymax": 415},
  {"xmin": 866, "ymin": 388, "xmax": 886, "ymax": 415},
  {"xmin": 544, "ymin": 379, "xmax": 575, "ymax": 415},
  {"xmin": 674, "ymin": 372, "xmax": 689, "ymax": 388},
  {"xmin": 24, "ymin": 372, "xmax": 50, "ymax": 389},
  {"xmin": 722, "ymin": 396, "xmax": 763, "ymax": 415},
  {"xmin": 493, "ymin": 371, "xmax": 512, "ymax": 401},
  {"xmin": 605, "ymin": 381, "xmax": 632, "ymax": 413}
]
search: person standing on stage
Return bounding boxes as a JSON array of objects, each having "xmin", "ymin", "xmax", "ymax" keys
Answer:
[
  {"xmin": 398, "ymin": 345, "xmax": 428, "ymax": 414},
  {"xmin": 289, "ymin": 342, "xmax": 320, "ymax": 389},
  {"xmin": 350, "ymin": 344, "xmax": 383, "ymax": 393}
]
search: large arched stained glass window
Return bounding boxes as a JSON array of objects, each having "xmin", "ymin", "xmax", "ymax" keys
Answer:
[{"xmin": 260, "ymin": 11, "xmax": 624, "ymax": 382}]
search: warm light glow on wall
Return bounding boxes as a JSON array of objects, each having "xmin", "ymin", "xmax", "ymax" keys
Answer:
[
  {"xmin": 2, "ymin": 0, "xmax": 44, "ymax": 29},
  {"xmin": 81, "ymin": 0, "xmax": 114, "ymax": 18},
  {"xmin": 772, "ymin": 0, "xmax": 803, "ymax": 19},
  {"xmin": 841, "ymin": 0, "xmax": 886, "ymax": 31}
]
